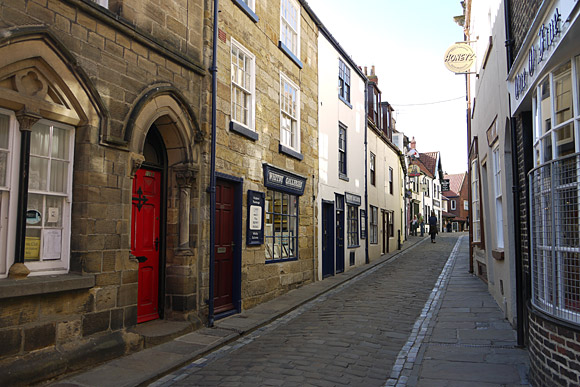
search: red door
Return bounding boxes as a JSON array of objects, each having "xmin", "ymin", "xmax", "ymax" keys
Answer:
[
  {"xmin": 214, "ymin": 180, "xmax": 235, "ymax": 313},
  {"xmin": 132, "ymin": 168, "xmax": 161, "ymax": 323}
]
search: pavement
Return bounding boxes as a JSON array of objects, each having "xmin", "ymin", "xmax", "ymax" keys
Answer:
[{"xmin": 50, "ymin": 233, "xmax": 529, "ymax": 387}]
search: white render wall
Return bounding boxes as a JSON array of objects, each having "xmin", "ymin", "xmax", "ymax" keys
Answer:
[
  {"xmin": 468, "ymin": 0, "xmax": 517, "ymax": 324},
  {"xmin": 316, "ymin": 33, "xmax": 366, "ymax": 280}
]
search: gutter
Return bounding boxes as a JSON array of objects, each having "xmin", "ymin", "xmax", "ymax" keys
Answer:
[{"xmin": 208, "ymin": 0, "xmax": 219, "ymax": 327}]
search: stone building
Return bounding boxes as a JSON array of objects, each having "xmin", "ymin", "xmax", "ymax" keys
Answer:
[
  {"xmin": 210, "ymin": 0, "xmax": 319, "ymax": 316},
  {"xmin": 0, "ymin": 0, "xmax": 209, "ymax": 383},
  {"xmin": 505, "ymin": 0, "xmax": 580, "ymax": 385}
]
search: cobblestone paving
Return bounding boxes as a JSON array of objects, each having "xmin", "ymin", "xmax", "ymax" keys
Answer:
[{"xmin": 155, "ymin": 235, "xmax": 459, "ymax": 387}]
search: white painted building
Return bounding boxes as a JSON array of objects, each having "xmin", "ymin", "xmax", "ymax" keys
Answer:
[
  {"xmin": 317, "ymin": 28, "xmax": 367, "ymax": 279},
  {"xmin": 465, "ymin": 0, "xmax": 517, "ymax": 324}
]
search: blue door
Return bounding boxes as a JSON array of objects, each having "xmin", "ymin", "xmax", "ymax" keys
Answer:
[
  {"xmin": 322, "ymin": 201, "xmax": 334, "ymax": 278},
  {"xmin": 335, "ymin": 195, "xmax": 345, "ymax": 274}
]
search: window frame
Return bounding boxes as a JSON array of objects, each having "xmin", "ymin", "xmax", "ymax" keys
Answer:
[
  {"xmin": 339, "ymin": 59, "xmax": 351, "ymax": 104},
  {"xmin": 370, "ymin": 152, "xmax": 376, "ymax": 186},
  {"xmin": 347, "ymin": 204, "xmax": 359, "ymax": 248},
  {"xmin": 280, "ymin": 0, "xmax": 300, "ymax": 59},
  {"xmin": 389, "ymin": 167, "xmax": 393, "ymax": 194},
  {"xmin": 369, "ymin": 205, "xmax": 378, "ymax": 244},
  {"xmin": 338, "ymin": 123, "xmax": 347, "ymax": 178},
  {"xmin": 230, "ymin": 38, "xmax": 256, "ymax": 132},
  {"xmin": 279, "ymin": 73, "xmax": 300, "ymax": 152},
  {"xmin": 451, "ymin": 200, "xmax": 456, "ymax": 210},
  {"xmin": 471, "ymin": 159, "xmax": 481, "ymax": 242},
  {"xmin": 1, "ymin": 111, "xmax": 75, "ymax": 278},
  {"xmin": 492, "ymin": 145, "xmax": 504, "ymax": 248}
]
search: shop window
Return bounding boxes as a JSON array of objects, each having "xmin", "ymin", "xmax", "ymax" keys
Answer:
[
  {"xmin": 347, "ymin": 204, "xmax": 359, "ymax": 247},
  {"xmin": 265, "ymin": 190, "xmax": 298, "ymax": 261}
]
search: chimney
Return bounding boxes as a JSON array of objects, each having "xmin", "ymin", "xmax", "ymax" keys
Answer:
[
  {"xmin": 367, "ymin": 64, "xmax": 378, "ymax": 84},
  {"xmin": 410, "ymin": 136, "xmax": 417, "ymax": 149},
  {"xmin": 364, "ymin": 66, "xmax": 368, "ymax": 75}
]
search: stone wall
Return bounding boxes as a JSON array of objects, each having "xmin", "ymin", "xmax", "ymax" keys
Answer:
[
  {"xmin": 214, "ymin": 0, "xmax": 319, "ymax": 310},
  {"xmin": 0, "ymin": 0, "xmax": 208, "ymax": 383}
]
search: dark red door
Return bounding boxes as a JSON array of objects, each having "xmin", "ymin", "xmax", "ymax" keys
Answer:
[
  {"xmin": 132, "ymin": 168, "xmax": 161, "ymax": 323},
  {"xmin": 214, "ymin": 180, "xmax": 235, "ymax": 313}
]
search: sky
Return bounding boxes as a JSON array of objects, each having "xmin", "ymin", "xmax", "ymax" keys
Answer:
[{"xmin": 307, "ymin": 0, "xmax": 468, "ymax": 174}]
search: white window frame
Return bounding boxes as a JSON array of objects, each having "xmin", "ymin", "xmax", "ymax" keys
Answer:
[
  {"xmin": 280, "ymin": 0, "xmax": 300, "ymax": 57},
  {"xmin": 90, "ymin": 0, "xmax": 109, "ymax": 7},
  {"xmin": 241, "ymin": 0, "xmax": 255, "ymax": 11},
  {"xmin": 231, "ymin": 39, "xmax": 256, "ymax": 131},
  {"xmin": 0, "ymin": 109, "xmax": 18, "ymax": 278},
  {"xmin": 492, "ymin": 145, "xmax": 504, "ymax": 248},
  {"xmin": 451, "ymin": 200, "xmax": 456, "ymax": 210},
  {"xmin": 369, "ymin": 206, "xmax": 378, "ymax": 244},
  {"xmin": 464, "ymin": 200, "xmax": 469, "ymax": 210},
  {"xmin": 471, "ymin": 159, "xmax": 480, "ymax": 242},
  {"xmin": 0, "ymin": 111, "xmax": 74, "ymax": 279},
  {"xmin": 280, "ymin": 73, "xmax": 300, "ymax": 151}
]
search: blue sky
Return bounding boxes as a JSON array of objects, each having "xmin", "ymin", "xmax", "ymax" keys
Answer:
[{"xmin": 307, "ymin": 0, "xmax": 468, "ymax": 174}]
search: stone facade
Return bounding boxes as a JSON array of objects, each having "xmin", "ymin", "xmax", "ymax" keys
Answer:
[
  {"xmin": 0, "ymin": 0, "xmax": 208, "ymax": 383},
  {"xmin": 212, "ymin": 0, "xmax": 318, "ymax": 311}
]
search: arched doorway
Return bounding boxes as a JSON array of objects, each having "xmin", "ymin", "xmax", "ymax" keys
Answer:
[{"xmin": 131, "ymin": 126, "xmax": 167, "ymax": 323}]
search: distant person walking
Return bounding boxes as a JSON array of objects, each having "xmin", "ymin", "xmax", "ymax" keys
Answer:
[
  {"xmin": 411, "ymin": 215, "xmax": 418, "ymax": 236},
  {"xmin": 419, "ymin": 214, "xmax": 425, "ymax": 237},
  {"xmin": 429, "ymin": 211, "xmax": 438, "ymax": 243}
]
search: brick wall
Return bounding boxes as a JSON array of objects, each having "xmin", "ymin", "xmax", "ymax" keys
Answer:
[
  {"xmin": 509, "ymin": 0, "xmax": 542, "ymax": 55},
  {"xmin": 529, "ymin": 311, "xmax": 580, "ymax": 386}
]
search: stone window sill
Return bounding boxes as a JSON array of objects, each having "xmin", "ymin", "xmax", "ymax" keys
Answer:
[
  {"xmin": 278, "ymin": 41, "xmax": 303, "ymax": 69},
  {"xmin": 0, "ymin": 273, "xmax": 95, "ymax": 299},
  {"xmin": 232, "ymin": 0, "xmax": 259, "ymax": 22},
  {"xmin": 492, "ymin": 248, "xmax": 504, "ymax": 260},
  {"xmin": 279, "ymin": 144, "xmax": 304, "ymax": 161}
]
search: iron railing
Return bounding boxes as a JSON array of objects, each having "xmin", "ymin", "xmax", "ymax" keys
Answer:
[{"xmin": 530, "ymin": 152, "xmax": 580, "ymax": 324}]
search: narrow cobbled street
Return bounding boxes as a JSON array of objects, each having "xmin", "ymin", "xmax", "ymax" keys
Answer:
[{"xmin": 137, "ymin": 233, "xmax": 527, "ymax": 387}]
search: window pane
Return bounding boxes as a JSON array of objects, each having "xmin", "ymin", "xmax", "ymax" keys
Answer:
[
  {"xmin": 540, "ymin": 78, "xmax": 551, "ymax": 135},
  {"xmin": 0, "ymin": 113, "xmax": 8, "ymax": 149},
  {"xmin": 29, "ymin": 156, "xmax": 49, "ymax": 191},
  {"xmin": 556, "ymin": 123, "xmax": 575, "ymax": 157},
  {"xmin": 542, "ymin": 135, "xmax": 553, "ymax": 163},
  {"xmin": 50, "ymin": 160, "xmax": 68, "ymax": 193},
  {"xmin": 31, "ymin": 123, "xmax": 51, "ymax": 156},
  {"xmin": 51, "ymin": 126, "xmax": 69, "ymax": 159},
  {"xmin": 554, "ymin": 61, "xmax": 573, "ymax": 125}
]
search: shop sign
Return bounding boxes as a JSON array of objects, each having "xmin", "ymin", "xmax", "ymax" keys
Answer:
[
  {"xmin": 408, "ymin": 164, "xmax": 421, "ymax": 177},
  {"xmin": 263, "ymin": 164, "xmax": 307, "ymax": 196},
  {"xmin": 441, "ymin": 179, "xmax": 450, "ymax": 192},
  {"xmin": 509, "ymin": 0, "xmax": 576, "ymax": 114},
  {"xmin": 443, "ymin": 43, "xmax": 476, "ymax": 73},
  {"xmin": 345, "ymin": 192, "xmax": 361, "ymax": 206},
  {"xmin": 246, "ymin": 190, "xmax": 265, "ymax": 246}
]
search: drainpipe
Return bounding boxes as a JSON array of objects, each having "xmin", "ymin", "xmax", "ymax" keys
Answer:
[
  {"xmin": 364, "ymin": 81, "xmax": 369, "ymax": 264},
  {"xmin": 208, "ymin": 0, "xmax": 219, "ymax": 327},
  {"xmin": 9, "ymin": 111, "xmax": 40, "ymax": 279},
  {"xmin": 504, "ymin": 0, "xmax": 525, "ymax": 347}
]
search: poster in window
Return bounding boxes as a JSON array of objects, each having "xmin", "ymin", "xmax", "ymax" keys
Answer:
[
  {"xmin": 360, "ymin": 209, "xmax": 367, "ymax": 239},
  {"xmin": 42, "ymin": 229, "xmax": 62, "ymax": 260},
  {"xmin": 24, "ymin": 237, "xmax": 41, "ymax": 260}
]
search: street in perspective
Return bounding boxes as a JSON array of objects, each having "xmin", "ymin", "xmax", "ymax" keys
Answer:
[{"xmin": 2, "ymin": 0, "xmax": 579, "ymax": 386}]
